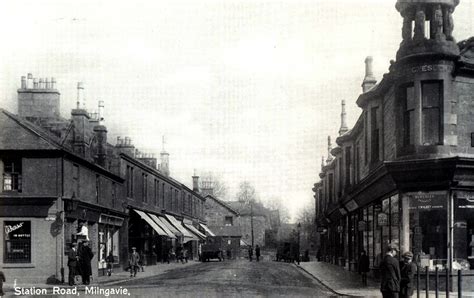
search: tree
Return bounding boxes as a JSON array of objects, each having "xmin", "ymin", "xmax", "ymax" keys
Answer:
[
  {"xmin": 235, "ymin": 181, "xmax": 257, "ymax": 203},
  {"xmin": 199, "ymin": 171, "xmax": 228, "ymax": 199},
  {"xmin": 295, "ymin": 202, "xmax": 318, "ymax": 253},
  {"xmin": 264, "ymin": 197, "xmax": 290, "ymax": 224}
]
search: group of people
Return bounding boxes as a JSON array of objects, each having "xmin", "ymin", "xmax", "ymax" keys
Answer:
[
  {"xmin": 248, "ymin": 245, "xmax": 261, "ymax": 262},
  {"xmin": 358, "ymin": 244, "xmax": 417, "ymax": 298},
  {"xmin": 67, "ymin": 241, "xmax": 94, "ymax": 286}
]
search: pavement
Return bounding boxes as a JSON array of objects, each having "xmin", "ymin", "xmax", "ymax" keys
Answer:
[
  {"xmin": 297, "ymin": 261, "xmax": 474, "ymax": 297},
  {"xmin": 3, "ymin": 260, "xmax": 198, "ymax": 294}
]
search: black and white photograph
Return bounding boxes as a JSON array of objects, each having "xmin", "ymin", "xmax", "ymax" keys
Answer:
[{"xmin": 1, "ymin": 0, "xmax": 474, "ymax": 297}]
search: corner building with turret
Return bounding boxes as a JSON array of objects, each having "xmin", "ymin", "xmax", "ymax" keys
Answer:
[{"xmin": 313, "ymin": 0, "xmax": 474, "ymax": 285}]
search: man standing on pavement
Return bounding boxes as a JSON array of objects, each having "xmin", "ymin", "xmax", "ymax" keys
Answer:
[
  {"xmin": 255, "ymin": 245, "xmax": 261, "ymax": 262},
  {"xmin": 380, "ymin": 243, "xmax": 401, "ymax": 298},
  {"xmin": 79, "ymin": 240, "xmax": 94, "ymax": 285},
  {"xmin": 358, "ymin": 250, "xmax": 370, "ymax": 286},
  {"xmin": 399, "ymin": 251, "xmax": 416, "ymax": 298},
  {"xmin": 67, "ymin": 243, "xmax": 79, "ymax": 286}
]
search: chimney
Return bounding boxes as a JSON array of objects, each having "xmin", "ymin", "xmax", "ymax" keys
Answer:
[
  {"xmin": 160, "ymin": 135, "xmax": 170, "ymax": 176},
  {"xmin": 116, "ymin": 136, "xmax": 122, "ymax": 147},
  {"xmin": 45, "ymin": 78, "xmax": 50, "ymax": 89},
  {"xmin": 21, "ymin": 76, "xmax": 26, "ymax": 89},
  {"xmin": 326, "ymin": 136, "xmax": 333, "ymax": 164},
  {"xmin": 339, "ymin": 100, "xmax": 349, "ymax": 136},
  {"xmin": 93, "ymin": 120, "xmax": 107, "ymax": 168},
  {"xmin": 362, "ymin": 56, "xmax": 377, "ymax": 93},
  {"xmin": 18, "ymin": 73, "xmax": 60, "ymax": 119},
  {"xmin": 118, "ymin": 136, "xmax": 135, "ymax": 157},
  {"xmin": 192, "ymin": 169, "xmax": 200, "ymax": 193},
  {"xmin": 76, "ymin": 82, "xmax": 84, "ymax": 109},
  {"xmin": 27, "ymin": 73, "xmax": 33, "ymax": 89},
  {"xmin": 51, "ymin": 77, "xmax": 56, "ymax": 89}
]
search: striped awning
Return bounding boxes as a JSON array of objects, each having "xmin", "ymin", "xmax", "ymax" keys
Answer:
[
  {"xmin": 133, "ymin": 209, "xmax": 167, "ymax": 236},
  {"xmin": 148, "ymin": 213, "xmax": 176, "ymax": 239},
  {"xmin": 199, "ymin": 223, "xmax": 215, "ymax": 236},
  {"xmin": 183, "ymin": 222, "xmax": 206, "ymax": 240},
  {"xmin": 164, "ymin": 214, "xmax": 197, "ymax": 240}
]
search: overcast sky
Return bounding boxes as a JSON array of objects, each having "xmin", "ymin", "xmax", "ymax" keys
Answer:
[{"xmin": 1, "ymin": 0, "xmax": 474, "ymax": 221}]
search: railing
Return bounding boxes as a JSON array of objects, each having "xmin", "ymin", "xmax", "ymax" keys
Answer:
[{"xmin": 415, "ymin": 266, "xmax": 474, "ymax": 298}]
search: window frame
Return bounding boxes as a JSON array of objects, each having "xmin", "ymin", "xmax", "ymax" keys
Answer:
[
  {"xmin": 2, "ymin": 158, "xmax": 22, "ymax": 192},
  {"xmin": 421, "ymin": 80, "xmax": 443, "ymax": 146}
]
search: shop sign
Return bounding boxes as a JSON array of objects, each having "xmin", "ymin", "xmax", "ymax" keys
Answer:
[
  {"xmin": 377, "ymin": 213, "xmax": 389, "ymax": 226},
  {"xmin": 337, "ymin": 225, "xmax": 344, "ymax": 233},
  {"xmin": 391, "ymin": 213, "xmax": 399, "ymax": 226},
  {"xmin": 455, "ymin": 191, "xmax": 474, "ymax": 209},
  {"xmin": 339, "ymin": 208, "xmax": 347, "ymax": 216},
  {"xmin": 358, "ymin": 220, "xmax": 367, "ymax": 231},
  {"xmin": 406, "ymin": 191, "xmax": 446, "ymax": 210},
  {"xmin": 345, "ymin": 200, "xmax": 358, "ymax": 212}
]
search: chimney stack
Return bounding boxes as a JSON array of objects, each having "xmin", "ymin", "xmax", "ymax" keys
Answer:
[
  {"xmin": 339, "ymin": 100, "xmax": 349, "ymax": 136},
  {"xmin": 321, "ymin": 156, "xmax": 325, "ymax": 170},
  {"xmin": 39, "ymin": 78, "xmax": 44, "ymax": 89},
  {"xmin": 51, "ymin": 77, "xmax": 56, "ymax": 89},
  {"xmin": 160, "ymin": 135, "xmax": 170, "ymax": 176},
  {"xmin": 192, "ymin": 169, "xmax": 200, "ymax": 193},
  {"xmin": 45, "ymin": 78, "xmax": 50, "ymax": 89},
  {"xmin": 362, "ymin": 56, "xmax": 377, "ymax": 93},
  {"xmin": 76, "ymin": 82, "xmax": 84, "ymax": 109},
  {"xmin": 33, "ymin": 78, "xmax": 38, "ymax": 89},
  {"xmin": 18, "ymin": 73, "xmax": 60, "ymax": 119}
]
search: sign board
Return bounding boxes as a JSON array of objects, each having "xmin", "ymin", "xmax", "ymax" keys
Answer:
[
  {"xmin": 345, "ymin": 200, "xmax": 358, "ymax": 212},
  {"xmin": 337, "ymin": 225, "xmax": 344, "ymax": 233},
  {"xmin": 377, "ymin": 213, "xmax": 389, "ymax": 226},
  {"xmin": 358, "ymin": 220, "xmax": 367, "ymax": 232},
  {"xmin": 339, "ymin": 208, "xmax": 347, "ymax": 216},
  {"xmin": 455, "ymin": 191, "xmax": 474, "ymax": 210},
  {"xmin": 406, "ymin": 191, "xmax": 446, "ymax": 211}
]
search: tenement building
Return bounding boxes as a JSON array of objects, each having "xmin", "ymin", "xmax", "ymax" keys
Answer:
[
  {"xmin": 314, "ymin": 0, "xmax": 474, "ymax": 276},
  {"xmin": 0, "ymin": 76, "xmax": 210, "ymax": 283}
]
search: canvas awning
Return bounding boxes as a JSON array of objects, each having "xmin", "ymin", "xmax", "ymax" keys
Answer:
[
  {"xmin": 164, "ymin": 214, "xmax": 197, "ymax": 240},
  {"xmin": 133, "ymin": 209, "xmax": 167, "ymax": 236},
  {"xmin": 156, "ymin": 215, "xmax": 183, "ymax": 237},
  {"xmin": 148, "ymin": 214, "xmax": 177, "ymax": 239},
  {"xmin": 183, "ymin": 222, "xmax": 206, "ymax": 240},
  {"xmin": 199, "ymin": 223, "xmax": 215, "ymax": 236}
]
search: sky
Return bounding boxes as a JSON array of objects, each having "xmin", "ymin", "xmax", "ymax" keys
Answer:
[{"xmin": 1, "ymin": 0, "xmax": 474, "ymax": 221}]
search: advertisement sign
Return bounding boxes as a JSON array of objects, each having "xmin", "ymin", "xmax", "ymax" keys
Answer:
[
  {"xmin": 406, "ymin": 191, "xmax": 446, "ymax": 210},
  {"xmin": 377, "ymin": 213, "xmax": 388, "ymax": 226},
  {"xmin": 357, "ymin": 220, "xmax": 367, "ymax": 232},
  {"xmin": 455, "ymin": 191, "xmax": 474, "ymax": 210},
  {"xmin": 345, "ymin": 200, "xmax": 358, "ymax": 212}
]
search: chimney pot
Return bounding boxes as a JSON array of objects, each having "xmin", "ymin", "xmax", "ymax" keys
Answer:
[
  {"xmin": 21, "ymin": 76, "xmax": 26, "ymax": 89},
  {"xmin": 51, "ymin": 77, "xmax": 56, "ymax": 89},
  {"xmin": 27, "ymin": 73, "xmax": 33, "ymax": 89},
  {"xmin": 33, "ymin": 78, "xmax": 38, "ymax": 89},
  {"xmin": 77, "ymin": 82, "xmax": 84, "ymax": 109},
  {"xmin": 45, "ymin": 78, "xmax": 50, "ymax": 89},
  {"xmin": 39, "ymin": 78, "xmax": 44, "ymax": 89},
  {"xmin": 362, "ymin": 56, "xmax": 377, "ymax": 93}
]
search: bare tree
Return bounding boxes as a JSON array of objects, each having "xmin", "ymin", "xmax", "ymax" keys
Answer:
[
  {"xmin": 295, "ymin": 202, "xmax": 318, "ymax": 252},
  {"xmin": 200, "ymin": 171, "xmax": 228, "ymax": 199},
  {"xmin": 264, "ymin": 196, "xmax": 290, "ymax": 224},
  {"xmin": 235, "ymin": 181, "xmax": 258, "ymax": 203}
]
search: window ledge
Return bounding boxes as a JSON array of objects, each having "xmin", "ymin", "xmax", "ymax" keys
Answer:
[{"xmin": 1, "ymin": 263, "xmax": 35, "ymax": 268}]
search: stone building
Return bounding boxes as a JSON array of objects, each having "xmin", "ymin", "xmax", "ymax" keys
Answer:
[
  {"xmin": 227, "ymin": 201, "xmax": 271, "ymax": 248},
  {"xmin": 0, "ymin": 76, "xmax": 209, "ymax": 284},
  {"xmin": 314, "ymin": 0, "xmax": 474, "ymax": 282}
]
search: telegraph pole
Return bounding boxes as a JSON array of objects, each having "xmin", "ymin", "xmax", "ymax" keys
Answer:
[{"xmin": 250, "ymin": 201, "xmax": 254, "ymax": 247}]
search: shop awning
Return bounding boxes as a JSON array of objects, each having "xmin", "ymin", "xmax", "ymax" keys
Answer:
[
  {"xmin": 156, "ymin": 215, "xmax": 183, "ymax": 237},
  {"xmin": 183, "ymin": 222, "xmax": 206, "ymax": 240},
  {"xmin": 148, "ymin": 214, "xmax": 176, "ymax": 239},
  {"xmin": 199, "ymin": 223, "xmax": 215, "ymax": 236},
  {"xmin": 133, "ymin": 209, "xmax": 167, "ymax": 236},
  {"xmin": 164, "ymin": 214, "xmax": 196, "ymax": 240}
]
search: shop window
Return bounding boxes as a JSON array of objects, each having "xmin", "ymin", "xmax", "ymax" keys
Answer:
[
  {"xmin": 3, "ymin": 158, "xmax": 22, "ymax": 192},
  {"xmin": 454, "ymin": 191, "xmax": 474, "ymax": 270},
  {"xmin": 4, "ymin": 221, "xmax": 31, "ymax": 263},
  {"xmin": 422, "ymin": 81, "xmax": 442, "ymax": 145},
  {"xmin": 402, "ymin": 84, "xmax": 415, "ymax": 146},
  {"xmin": 224, "ymin": 216, "xmax": 233, "ymax": 226},
  {"xmin": 408, "ymin": 192, "xmax": 447, "ymax": 270}
]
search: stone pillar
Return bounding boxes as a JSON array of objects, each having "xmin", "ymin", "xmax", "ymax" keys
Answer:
[
  {"xmin": 433, "ymin": 5, "xmax": 446, "ymax": 41},
  {"xmin": 413, "ymin": 7, "xmax": 426, "ymax": 42},
  {"xmin": 401, "ymin": 194, "xmax": 410, "ymax": 254}
]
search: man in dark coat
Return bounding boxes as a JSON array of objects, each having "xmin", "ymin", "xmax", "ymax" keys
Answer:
[
  {"xmin": 79, "ymin": 240, "xmax": 94, "ymax": 285},
  {"xmin": 358, "ymin": 250, "xmax": 370, "ymax": 286},
  {"xmin": 129, "ymin": 247, "xmax": 140, "ymax": 277},
  {"xmin": 399, "ymin": 251, "xmax": 417, "ymax": 298},
  {"xmin": 380, "ymin": 243, "xmax": 401, "ymax": 298},
  {"xmin": 255, "ymin": 245, "xmax": 261, "ymax": 262},
  {"xmin": 67, "ymin": 243, "xmax": 79, "ymax": 286}
]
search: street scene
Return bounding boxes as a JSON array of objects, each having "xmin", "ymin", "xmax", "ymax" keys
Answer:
[{"xmin": 3, "ymin": 0, "xmax": 474, "ymax": 297}]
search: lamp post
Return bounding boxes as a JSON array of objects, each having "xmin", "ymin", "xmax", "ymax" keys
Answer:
[
  {"xmin": 297, "ymin": 222, "xmax": 301, "ymax": 265},
  {"xmin": 250, "ymin": 201, "xmax": 254, "ymax": 248}
]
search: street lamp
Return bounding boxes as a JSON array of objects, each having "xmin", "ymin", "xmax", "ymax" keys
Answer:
[{"xmin": 297, "ymin": 222, "xmax": 301, "ymax": 265}]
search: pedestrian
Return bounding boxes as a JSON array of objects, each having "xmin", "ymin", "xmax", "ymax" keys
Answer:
[
  {"xmin": 106, "ymin": 251, "xmax": 114, "ymax": 276},
  {"xmin": 78, "ymin": 240, "xmax": 94, "ymax": 285},
  {"xmin": 0, "ymin": 270, "xmax": 5, "ymax": 297},
  {"xmin": 358, "ymin": 250, "xmax": 370, "ymax": 286},
  {"xmin": 255, "ymin": 245, "xmax": 261, "ymax": 262},
  {"xmin": 380, "ymin": 243, "xmax": 401, "ymax": 298},
  {"xmin": 316, "ymin": 249, "xmax": 321, "ymax": 262},
  {"xmin": 67, "ymin": 243, "xmax": 79, "ymax": 286},
  {"xmin": 138, "ymin": 250, "xmax": 145, "ymax": 272},
  {"xmin": 248, "ymin": 246, "xmax": 253, "ymax": 261},
  {"xmin": 399, "ymin": 251, "xmax": 416, "ymax": 298},
  {"xmin": 129, "ymin": 247, "xmax": 140, "ymax": 277},
  {"xmin": 183, "ymin": 248, "xmax": 188, "ymax": 263}
]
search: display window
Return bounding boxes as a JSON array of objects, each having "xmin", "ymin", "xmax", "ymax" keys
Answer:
[
  {"xmin": 454, "ymin": 191, "xmax": 474, "ymax": 270},
  {"xmin": 4, "ymin": 221, "xmax": 31, "ymax": 263}
]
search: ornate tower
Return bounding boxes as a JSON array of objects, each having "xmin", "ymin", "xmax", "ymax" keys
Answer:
[{"xmin": 395, "ymin": 0, "xmax": 459, "ymax": 60}]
